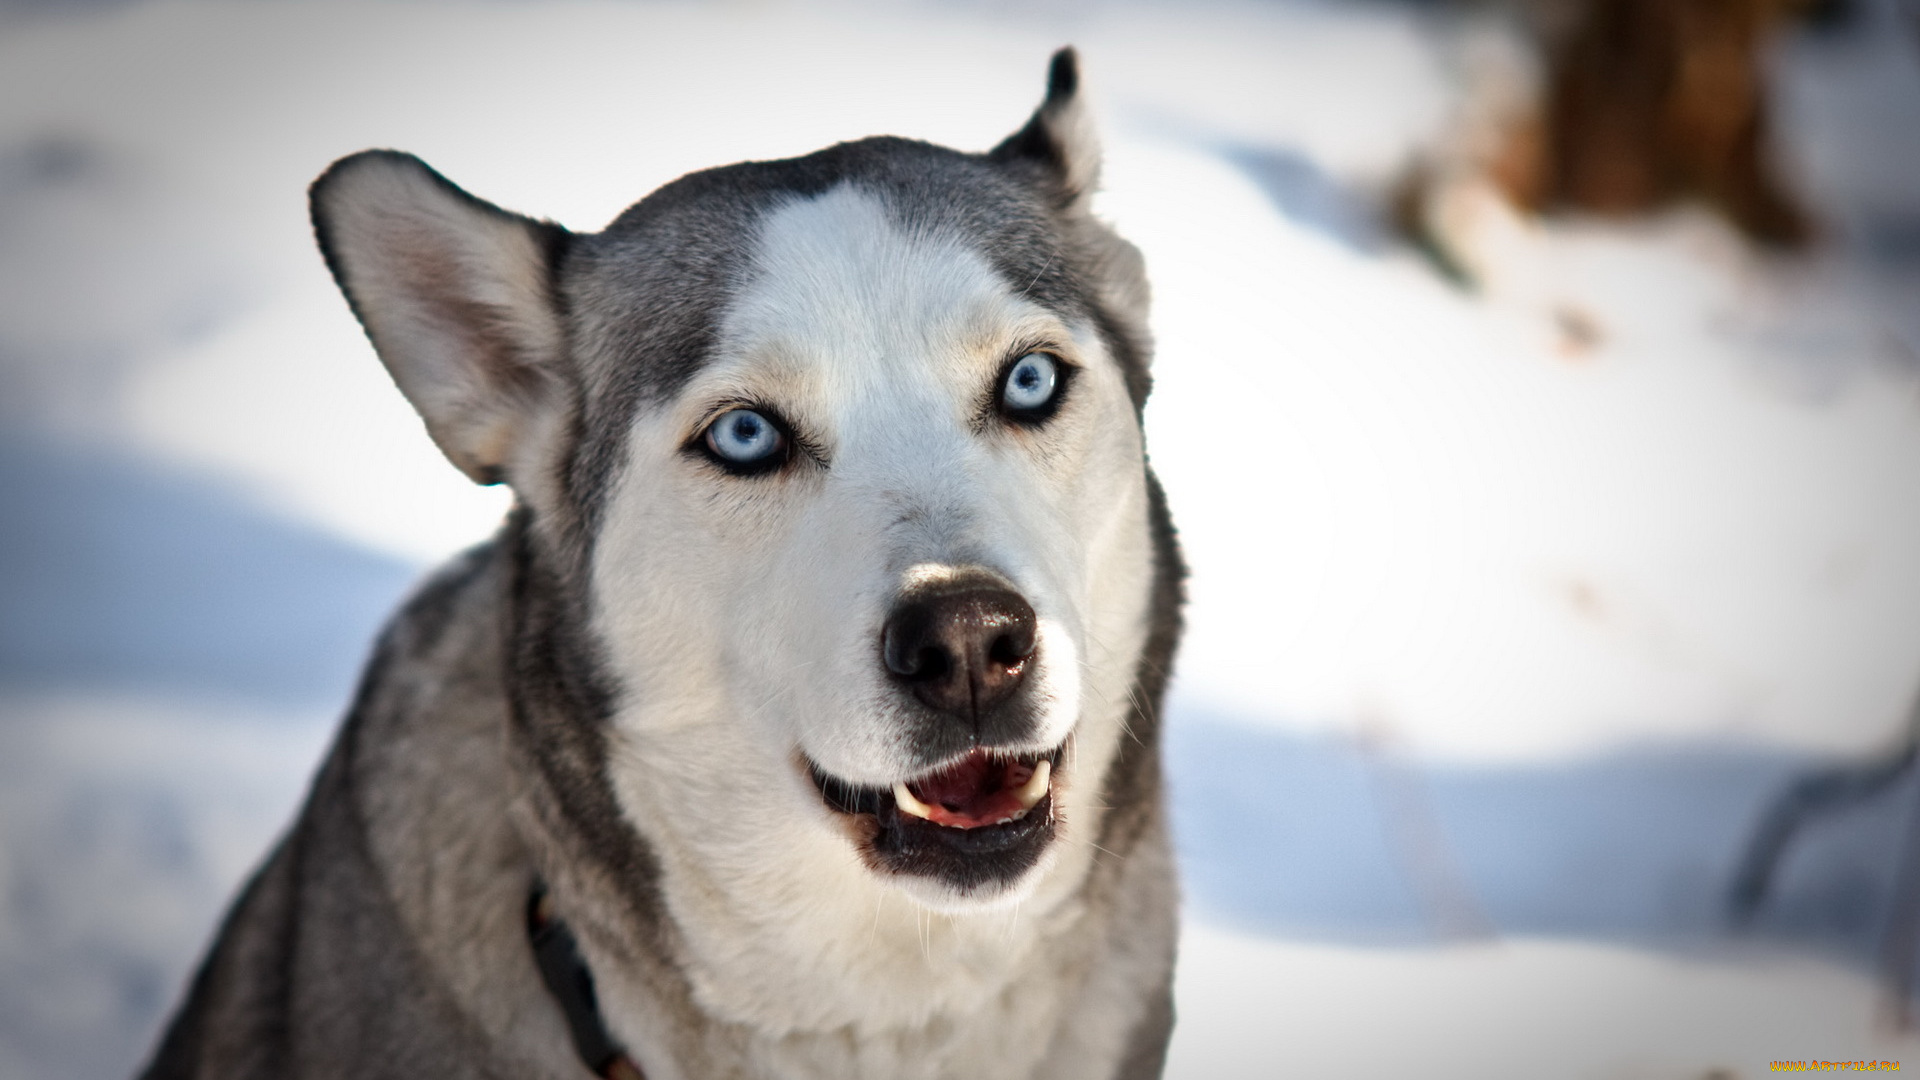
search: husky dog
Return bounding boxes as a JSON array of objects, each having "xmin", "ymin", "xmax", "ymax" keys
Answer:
[{"xmin": 142, "ymin": 49, "xmax": 1183, "ymax": 1080}]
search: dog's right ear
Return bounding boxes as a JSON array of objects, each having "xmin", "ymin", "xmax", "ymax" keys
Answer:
[
  {"xmin": 310, "ymin": 151, "xmax": 571, "ymax": 486},
  {"xmin": 990, "ymin": 48, "xmax": 1100, "ymax": 212}
]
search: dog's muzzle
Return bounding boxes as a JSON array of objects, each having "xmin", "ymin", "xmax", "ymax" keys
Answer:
[{"xmin": 806, "ymin": 574, "xmax": 1065, "ymax": 895}]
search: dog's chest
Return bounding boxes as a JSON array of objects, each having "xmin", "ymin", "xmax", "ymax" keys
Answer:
[
  {"xmin": 588, "ymin": 878, "xmax": 1131, "ymax": 1080},
  {"xmin": 739, "ymin": 973, "xmax": 1083, "ymax": 1080},
  {"xmin": 669, "ymin": 958, "xmax": 1125, "ymax": 1080}
]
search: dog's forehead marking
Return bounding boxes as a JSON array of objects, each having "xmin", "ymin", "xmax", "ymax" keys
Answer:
[
  {"xmin": 693, "ymin": 184, "xmax": 1075, "ymax": 443},
  {"xmin": 562, "ymin": 140, "xmax": 1108, "ymax": 527}
]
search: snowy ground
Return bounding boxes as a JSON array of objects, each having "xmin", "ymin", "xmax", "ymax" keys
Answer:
[{"xmin": 4, "ymin": 0, "xmax": 1920, "ymax": 1077}]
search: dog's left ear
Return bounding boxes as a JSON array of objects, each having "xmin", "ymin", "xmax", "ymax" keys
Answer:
[{"xmin": 990, "ymin": 47, "xmax": 1100, "ymax": 211}]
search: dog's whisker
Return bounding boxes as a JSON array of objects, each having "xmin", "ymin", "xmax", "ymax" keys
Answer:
[
  {"xmin": 1001, "ymin": 897, "xmax": 1027, "ymax": 952},
  {"xmin": 1016, "ymin": 250, "xmax": 1056, "ymax": 300}
]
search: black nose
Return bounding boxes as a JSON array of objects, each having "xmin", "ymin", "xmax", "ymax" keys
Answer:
[{"xmin": 882, "ymin": 586, "xmax": 1037, "ymax": 723}]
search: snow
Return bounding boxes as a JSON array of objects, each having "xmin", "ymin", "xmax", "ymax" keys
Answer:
[
  {"xmin": 1167, "ymin": 920, "xmax": 1920, "ymax": 1080},
  {"xmin": 0, "ymin": 696, "xmax": 333, "ymax": 1079},
  {"xmin": 3, "ymin": 0, "xmax": 1919, "ymax": 1076}
]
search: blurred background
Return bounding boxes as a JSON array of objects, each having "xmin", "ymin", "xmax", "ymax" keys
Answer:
[{"xmin": 3, "ymin": 0, "xmax": 1920, "ymax": 1076}]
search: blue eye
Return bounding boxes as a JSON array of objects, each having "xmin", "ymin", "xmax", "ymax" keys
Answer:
[
  {"xmin": 703, "ymin": 408, "xmax": 787, "ymax": 471},
  {"xmin": 1001, "ymin": 353, "xmax": 1059, "ymax": 415}
]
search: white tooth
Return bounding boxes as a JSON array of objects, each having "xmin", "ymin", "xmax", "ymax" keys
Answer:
[
  {"xmin": 894, "ymin": 783, "xmax": 935, "ymax": 821},
  {"xmin": 1013, "ymin": 759, "xmax": 1051, "ymax": 810}
]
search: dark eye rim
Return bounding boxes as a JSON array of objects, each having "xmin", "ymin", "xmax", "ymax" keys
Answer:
[
  {"xmin": 994, "ymin": 348, "xmax": 1075, "ymax": 427},
  {"xmin": 685, "ymin": 404, "xmax": 798, "ymax": 477}
]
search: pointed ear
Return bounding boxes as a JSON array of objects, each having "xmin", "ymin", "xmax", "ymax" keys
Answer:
[
  {"xmin": 310, "ymin": 150, "xmax": 571, "ymax": 486},
  {"xmin": 990, "ymin": 47, "xmax": 1101, "ymax": 209}
]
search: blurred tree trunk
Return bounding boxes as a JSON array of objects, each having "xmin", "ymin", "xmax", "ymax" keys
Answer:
[{"xmin": 1504, "ymin": 0, "xmax": 1816, "ymax": 246}]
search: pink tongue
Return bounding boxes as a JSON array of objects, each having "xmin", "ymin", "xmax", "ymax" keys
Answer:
[{"xmin": 907, "ymin": 749, "xmax": 1038, "ymax": 829}]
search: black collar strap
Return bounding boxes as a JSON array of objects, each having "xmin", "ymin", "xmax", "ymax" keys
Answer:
[{"xmin": 527, "ymin": 885, "xmax": 647, "ymax": 1080}]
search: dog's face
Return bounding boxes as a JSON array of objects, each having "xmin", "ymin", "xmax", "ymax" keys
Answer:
[
  {"xmin": 312, "ymin": 54, "xmax": 1159, "ymax": 932},
  {"xmin": 589, "ymin": 178, "xmax": 1155, "ymax": 910}
]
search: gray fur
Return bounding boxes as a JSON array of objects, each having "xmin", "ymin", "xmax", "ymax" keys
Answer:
[{"xmin": 142, "ymin": 49, "xmax": 1183, "ymax": 1080}]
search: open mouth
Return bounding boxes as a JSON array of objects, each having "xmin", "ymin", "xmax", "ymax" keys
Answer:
[
  {"xmin": 809, "ymin": 745, "xmax": 1065, "ymax": 893},
  {"xmin": 893, "ymin": 751, "xmax": 1052, "ymax": 828}
]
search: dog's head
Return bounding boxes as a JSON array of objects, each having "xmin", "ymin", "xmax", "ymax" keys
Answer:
[{"xmin": 312, "ymin": 52, "xmax": 1166, "ymax": 923}]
